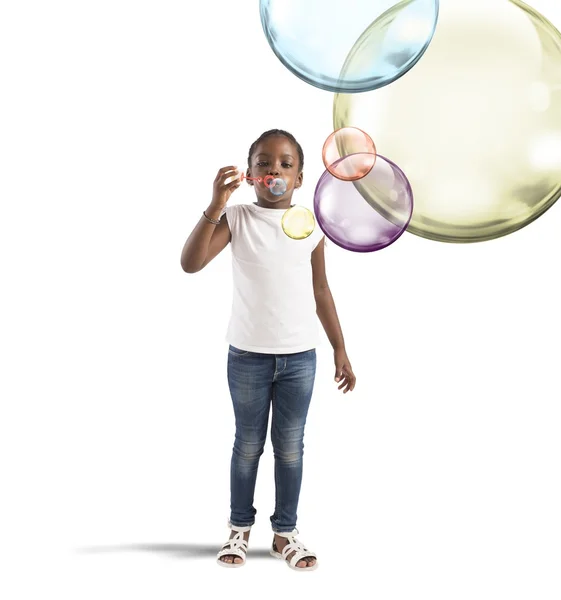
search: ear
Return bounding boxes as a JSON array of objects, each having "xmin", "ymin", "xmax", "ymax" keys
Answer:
[
  {"xmin": 295, "ymin": 170, "xmax": 303, "ymax": 189},
  {"xmin": 246, "ymin": 168, "xmax": 253, "ymax": 186}
]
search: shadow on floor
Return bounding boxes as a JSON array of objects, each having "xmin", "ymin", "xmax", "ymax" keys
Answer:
[{"xmin": 74, "ymin": 543, "xmax": 272, "ymax": 559}]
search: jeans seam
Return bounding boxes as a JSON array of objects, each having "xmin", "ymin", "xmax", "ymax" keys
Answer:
[{"xmin": 272, "ymin": 385, "xmax": 280, "ymax": 528}]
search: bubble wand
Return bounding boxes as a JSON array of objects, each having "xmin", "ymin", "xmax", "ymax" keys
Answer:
[{"xmin": 240, "ymin": 172, "xmax": 287, "ymax": 196}]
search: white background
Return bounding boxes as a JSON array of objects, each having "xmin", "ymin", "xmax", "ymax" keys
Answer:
[{"xmin": 1, "ymin": 0, "xmax": 560, "ymax": 597}]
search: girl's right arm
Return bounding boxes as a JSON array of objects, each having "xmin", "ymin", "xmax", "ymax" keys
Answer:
[{"xmin": 180, "ymin": 166, "xmax": 240, "ymax": 273}]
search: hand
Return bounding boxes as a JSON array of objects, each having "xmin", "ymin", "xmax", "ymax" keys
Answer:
[
  {"xmin": 210, "ymin": 165, "xmax": 241, "ymax": 210},
  {"xmin": 334, "ymin": 348, "xmax": 356, "ymax": 394}
]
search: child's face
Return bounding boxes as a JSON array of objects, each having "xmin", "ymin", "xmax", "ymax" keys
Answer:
[{"xmin": 247, "ymin": 136, "xmax": 303, "ymax": 204}]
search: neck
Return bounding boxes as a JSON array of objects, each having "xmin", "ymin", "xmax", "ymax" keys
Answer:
[{"xmin": 255, "ymin": 196, "xmax": 293, "ymax": 210}]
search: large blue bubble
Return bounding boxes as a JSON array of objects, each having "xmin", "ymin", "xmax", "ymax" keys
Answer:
[{"xmin": 260, "ymin": 0, "xmax": 439, "ymax": 93}]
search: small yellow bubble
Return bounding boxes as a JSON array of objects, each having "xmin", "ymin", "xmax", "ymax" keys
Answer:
[{"xmin": 281, "ymin": 205, "xmax": 315, "ymax": 240}]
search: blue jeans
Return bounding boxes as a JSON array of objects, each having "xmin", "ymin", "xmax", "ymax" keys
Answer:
[{"xmin": 227, "ymin": 345, "xmax": 316, "ymax": 533}]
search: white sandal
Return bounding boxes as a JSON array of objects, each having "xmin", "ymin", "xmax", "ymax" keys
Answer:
[
  {"xmin": 216, "ymin": 520, "xmax": 252, "ymax": 568},
  {"xmin": 270, "ymin": 528, "xmax": 318, "ymax": 571}
]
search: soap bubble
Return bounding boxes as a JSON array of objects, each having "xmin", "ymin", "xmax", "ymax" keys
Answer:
[
  {"xmin": 282, "ymin": 205, "xmax": 316, "ymax": 240},
  {"xmin": 314, "ymin": 153, "xmax": 413, "ymax": 252},
  {"xmin": 334, "ymin": 0, "xmax": 561, "ymax": 242},
  {"xmin": 269, "ymin": 177, "xmax": 287, "ymax": 196},
  {"xmin": 322, "ymin": 127, "xmax": 377, "ymax": 180},
  {"xmin": 260, "ymin": 0, "xmax": 439, "ymax": 93}
]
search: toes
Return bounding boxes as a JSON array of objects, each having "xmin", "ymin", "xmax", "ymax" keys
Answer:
[{"xmin": 219, "ymin": 554, "xmax": 243, "ymax": 564}]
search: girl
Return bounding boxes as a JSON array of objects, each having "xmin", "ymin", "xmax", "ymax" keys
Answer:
[{"xmin": 180, "ymin": 129, "xmax": 356, "ymax": 571}]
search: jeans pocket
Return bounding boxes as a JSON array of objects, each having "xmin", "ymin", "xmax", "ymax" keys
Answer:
[{"xmin": 228, "ymin": 345, "xmax": 250, "ymax": 356}]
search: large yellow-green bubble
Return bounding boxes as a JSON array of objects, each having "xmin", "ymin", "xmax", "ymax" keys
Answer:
[{"xmin": 334, "ymin": 0, "xmax": 561, "ymax": 242}]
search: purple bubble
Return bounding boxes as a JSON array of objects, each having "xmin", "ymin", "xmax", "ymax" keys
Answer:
[{"xmin": 314, "ymin": 153, "xmax": 413, "ymax": 252}]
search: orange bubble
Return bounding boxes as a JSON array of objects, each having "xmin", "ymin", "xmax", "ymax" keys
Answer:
[{"xmin": 322, "ymin": 127, "xmax": 377, "ymax": 181}]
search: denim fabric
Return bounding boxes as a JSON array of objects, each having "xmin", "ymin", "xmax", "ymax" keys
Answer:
[{"xmin": 226, "ymin": 345, "xmax": 316, "ymax": 532}]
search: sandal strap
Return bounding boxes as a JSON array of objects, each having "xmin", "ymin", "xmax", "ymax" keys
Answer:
[
  {"xmin": 275, "ymin": 531, "xmax": 316, "ymax": 564},
  {"xmin": 218, "ymin": 542, "xmax": 247, "ymax": 558},
  {"xmin": 218, "ymin": 528, "xmax": 249, "ymax": 559},
  {"xmin": 274, "ymin": 527, "xmax": 299, "ymax": 538},
  {"xmin": 227, "ymin": 519, "xmax": 252, "ymax": 533},
  {"xmin": 220, "ymin": 532, "xmax": 248, "ymax": 551},
  {"xmin": 280, "ymin": 539, "xmax": 307, "ymax": 559},
  {"xmin": 216, "ymin": 520, "xmax": 251, "ymax": 557}
]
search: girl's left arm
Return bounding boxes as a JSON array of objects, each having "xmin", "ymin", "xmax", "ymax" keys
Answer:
[{"xmin": 311, "ymin": 238, "xmax": 356, "ymax": 393}]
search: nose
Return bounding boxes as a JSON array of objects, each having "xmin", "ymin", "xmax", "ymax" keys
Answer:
[{"xmin": 268, "ymin": 163, "xmax": 281, "ymax": 176}]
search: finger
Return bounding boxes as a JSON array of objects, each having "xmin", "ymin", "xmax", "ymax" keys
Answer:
[
  {"xmin": 220, "ymin": 170, "xmax": 240, "ymax": 185},
  {"xmin": 217, "ymin": 165, "xmax": 238, "ymax": 177},
  {"xmin": 337, "ymin": 367, "xmax": 350, "ymax": 382},
  {"xmin": 214, "ymin": 167, "xmax": 238, "ymax": 183},
  {"xmin": 226, "ymin": 178, "xmax": 241, "ymax": 190},
  {"xmin": 335, "ymin": 363, "xmax": 347, "ymax": 380},
  {"xmin": 217, "ymin": 168, "xmax": 239, "ymax": 183}
]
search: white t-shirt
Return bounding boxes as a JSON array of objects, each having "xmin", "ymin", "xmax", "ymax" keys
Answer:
[{"xmin": 222, "ymin": 202, "xmax": 324, "ymax": 354}]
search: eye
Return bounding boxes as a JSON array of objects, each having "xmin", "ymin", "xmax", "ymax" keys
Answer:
[
  {"xmin": 282, "ymin": 163, "xmax": 292, "ymax": 168},
  {"xmin": 257, "ymin": 161, "xmax": 268, "ymax": 167}
]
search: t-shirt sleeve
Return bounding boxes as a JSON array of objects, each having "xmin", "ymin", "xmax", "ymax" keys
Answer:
[
  {"xmin": 222, "ymin": 204, "xmax": 237, "ymax": 238},
  {"xmin": 222, "ymin": 204, "xmax": 233, "ymax": 225}
]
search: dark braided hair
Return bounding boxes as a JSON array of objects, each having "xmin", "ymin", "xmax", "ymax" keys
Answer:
[{"xmin": 247, "ymin": 129, "xmax": 304, "ymax": 171}]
